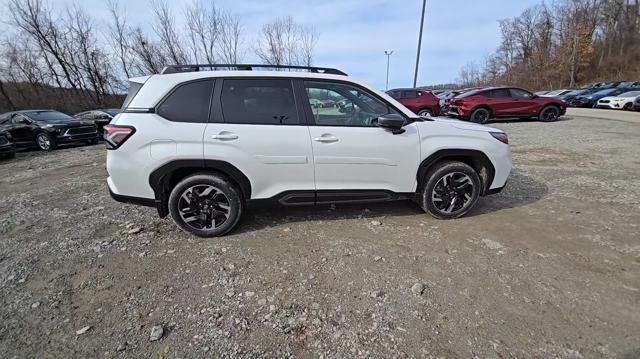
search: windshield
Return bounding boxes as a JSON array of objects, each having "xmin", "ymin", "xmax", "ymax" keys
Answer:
[
  {"xmin": 619, "ymin": 91, "xmax": 640, "ymax": 97},
  {"xmin": 565, "ymin": 89, "xmax": 588, "ymax": 96},
  {"xmin": 23, "ymin": 111, "xmax": 73, "ymax": 122},
  {"xmin": 103, "ymin": 108, "xmax": 121, "ymax": 116},
  {"xmin": 592, "ymin": 89, "xmax": 616, "ymax": 96}
]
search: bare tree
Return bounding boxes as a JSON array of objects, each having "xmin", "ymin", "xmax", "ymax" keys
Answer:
[
  {"xmin": 185, "ymin": 0, "xmax": 219, "ymax": 64},
  {"xmin": 218, "ymin": 11, "xmax": 243, "ymax": 64},
  {"xmin": 255, "ymin": 16, "xmax": 318, "ymax": 66},
  {"xmin": 151, "ymin": 0, "xmax": 188, "ymax": 65},
  {"xmin": 107, "ymin": 0, "xmax": 133, "ymax": 81}
]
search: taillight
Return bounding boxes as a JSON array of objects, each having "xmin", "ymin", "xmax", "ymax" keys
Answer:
[
  {"xmin": 490, "ymin": 132, "xmax": 508, "ymax": 144},
  {"xmin": 103, "ymin": 125, "xmax": 136, "ymax": 150}
]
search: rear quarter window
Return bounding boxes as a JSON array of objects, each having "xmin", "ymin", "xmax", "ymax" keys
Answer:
[{"xmin": 156, "ymin": 80, "xmax": 214, "ymax": 123}]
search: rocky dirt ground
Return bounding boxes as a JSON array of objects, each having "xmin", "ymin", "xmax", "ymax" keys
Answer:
[{"xmin": 0, "ymin": 113, "xmax": 639, "ymax": 358}]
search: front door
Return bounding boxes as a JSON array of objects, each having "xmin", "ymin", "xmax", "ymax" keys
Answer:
[
  {"xmin": 204, "ymin": 78, "xmax": 315, "ymax": 201},
  {"xmin": 301, "ymin": 80, "xmax": 420, "ymax": 195}
]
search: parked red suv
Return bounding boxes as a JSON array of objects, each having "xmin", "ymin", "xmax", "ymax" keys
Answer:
[
  {"xmin": 448, "ymin": 87, "xmax": 567, "ymax": 123},
  {"xmin": 386, "ymin": 88, "xmax": 441, "ymax": 117}
]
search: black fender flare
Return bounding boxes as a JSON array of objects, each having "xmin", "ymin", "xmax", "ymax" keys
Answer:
[
  {"xmin": 148, "ymin": 159, "xmax": 252, "ymax": 217},
  {"xmin": 416, "ymin": 149, "xmax": 495, "ymax": 195}
]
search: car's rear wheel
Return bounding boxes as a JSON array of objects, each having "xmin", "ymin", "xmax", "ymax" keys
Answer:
[
  {"xmin": 539, "ymin": 105, "xmax": 560, "ymax": 122},
  {"xmin": 469, "ymin": 108, "xmax": 490, "ymax": 124},
  {"xmin": 36, "ymin": 132, "xmax": 56, "ymax": 151},
  {"xmin": 420, "ymin": 161, "xmax": 481, "ymax": 219},
  {"xmin": 417, "ymin": 108, "xmax": 433, "ymax": 117},
  {"xmin": 168, "ymin": 173, "xmax": 243, "ymax": 238}
]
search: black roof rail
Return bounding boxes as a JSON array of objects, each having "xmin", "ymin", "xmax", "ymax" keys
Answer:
[{"xmin": 160, "ymin": 64, "xmax": 348, "ymax": 76}]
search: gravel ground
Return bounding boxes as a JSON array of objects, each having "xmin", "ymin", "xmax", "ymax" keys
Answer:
[{"xmin": 0, "ymin": 114, "xmax": 639, "ymax": 358}]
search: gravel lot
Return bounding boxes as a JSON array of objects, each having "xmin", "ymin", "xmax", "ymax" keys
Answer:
[{"xmin": 1, "ymin": 113, "xmax": 639, "ymax": 358}]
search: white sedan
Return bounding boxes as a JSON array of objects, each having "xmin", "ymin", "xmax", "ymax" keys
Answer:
[{"xmin": 595, "ymin": 91, "xmax": 640, "ymax": 110}]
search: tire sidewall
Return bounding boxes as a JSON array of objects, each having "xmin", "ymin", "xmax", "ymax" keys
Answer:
[
  {"xmin": 421, "ymin": 162, "xmax": 481, "ymax": 219},
  {"xmin": 168, "ymin": 174, "xmax": 243, "ymax": 238},
  {"xmin": 418, "ymin": 109, "xmax": 433, "ymax": 117},
  {"xmin": 539, "ymin": 105, "xmax": 559, "ymax": 122},
  {"xmin": 470, "ymin": 108, "xmax": 490, "ymax": 124},
  {"xmin": 36, "ymin": 132, "xmax": 55, "ymax": 151}
]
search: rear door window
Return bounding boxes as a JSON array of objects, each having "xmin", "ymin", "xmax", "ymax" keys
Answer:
[
  {"xmin": 487, "ymin": 89, "xmax": 510, "ymax": 98},
  {"xmin": 401, "ymin": 90, "xmax": 419, "ymax": 99},
  {"xmin": 220, "ymin": 79, "xmax": 299, "ymax": 125},
  {"xmin": 156, "ymin": 80, "xmax": 214, "ymax": 123}
]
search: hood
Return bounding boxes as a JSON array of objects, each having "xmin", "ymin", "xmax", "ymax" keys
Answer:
[{"xmin": 427, "ymin": 116, "xmax": 503, "ymax": 133}]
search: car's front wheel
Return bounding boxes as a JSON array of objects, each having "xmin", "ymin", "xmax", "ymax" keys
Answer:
[
  {"xmin": 417, "ymin": 108, "xmax": 434, "ymax": 117},
  {"xmin": 623, "ymin": 102, "xmax": 633, "ymax": 111},
  {"xmin": 469, "ymin": 108, "xmax": 490, "ymax": 124},
  {"xmin": 539, "ymin": 105, "xmax": 560, "ymax": 122},
  {"xmin": 35, "ymin": 132, "xmax": 56, "ymax": 151},
  {"xmin": 168, "ymin": 173, "xmax": 243, "ymax": 238},
  {"xmin": 420, "ymin": 161, "xmax": 481, "ymax": 219}
]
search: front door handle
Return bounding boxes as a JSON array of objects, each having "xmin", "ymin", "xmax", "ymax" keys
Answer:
[
  {"xmin": 212, "ymin": 132, "xmax": 238, "ymax": 141},
  {"xmin": 313, "ymin": 134, "xmax": 339, "ymax": 143}
]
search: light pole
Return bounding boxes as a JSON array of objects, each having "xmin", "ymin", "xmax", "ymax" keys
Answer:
[
  {"xmin": 384, "ymin": 50, "xmax": 393, "ymax": 90},
  {"xmin": 413, "ymin": 0, "xmax": 426, "ymax": 87}
]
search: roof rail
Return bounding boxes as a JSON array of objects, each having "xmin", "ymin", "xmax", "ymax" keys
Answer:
[{"xmin": 160, "ymin": 64, "xmax": 348, "ymax": 76}]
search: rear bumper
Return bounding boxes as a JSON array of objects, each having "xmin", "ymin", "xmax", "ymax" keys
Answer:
[{"xmin": 108, "ymin": 177, "xmax": 167, "ymax": 217}]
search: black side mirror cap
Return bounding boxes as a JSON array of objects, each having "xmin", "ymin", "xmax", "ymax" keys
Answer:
[{"xmin": 377, "ymin": 113, "xmax": 406, "ymax": 134}]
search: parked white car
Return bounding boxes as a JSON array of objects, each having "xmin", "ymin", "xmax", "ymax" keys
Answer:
[
  {"xmin": 105, "ymin": 64, "xmax": 512, "ymax": 237},
  {"xmin": 539, "ymin": 89, "xmax": 574, "ymax": 97},
  {"xmin": 595, "ymin": 91, "xmax": 640, "ymax": 110}
]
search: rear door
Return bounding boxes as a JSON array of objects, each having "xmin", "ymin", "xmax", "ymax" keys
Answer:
[
  {"xmin": 484, "ymin": 89, "xmax": 514, "ymax": 116},
  {"xmin": 302, "ymin": 80, "xmax": 420, "ymax": 195},
  {"xmin": 203, "ymin": 78, "xmax": 315, "ymax": 201}
]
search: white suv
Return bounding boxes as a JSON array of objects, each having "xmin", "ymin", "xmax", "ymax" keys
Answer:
[{"xmin": 105, "ymin": 65, "xmax": 511, "ymax": 237}]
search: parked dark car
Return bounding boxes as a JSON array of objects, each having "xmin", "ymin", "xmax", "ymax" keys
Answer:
[
  {"xmin": 0, "ymin": 110, "xmax": 99, "ymax": 151},
  {"xmin": 386, "ymin": 88, "xmax": 441, "ymax": 116},
  {"xmin": 558, "ymin": 89, "xmax": 592, "ymax": 102},
  {"xmin": 633, "ymin": 96, "xmax": 640, "ymax": 111},
  {"xmin": 569, "ymin": 87, "xmax": 629, "ymax": 108},
  {"xmin": 448, "ymin": 86, "xmax": 567, "ymax": 123},
  {"xmin": 0, "ymin": 129, "xmax": 16, "ymax": 159},
  {"xmin": 73, "ymin": 108, "xmax": 120, "ymax": 135}
]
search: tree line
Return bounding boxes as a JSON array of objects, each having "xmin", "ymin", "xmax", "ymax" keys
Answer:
[
  {"xmin": 458, "ymin": 0, "xmax": 640, "ymax": 90},
  {"xmin": 0, "ymin": 0, "xmax": 318, "ymax": 113}
]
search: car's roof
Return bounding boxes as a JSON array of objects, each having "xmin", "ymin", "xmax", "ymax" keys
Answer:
[
  {"xmin": 387, "ymin": 88, "xmax": 425, "ymax": 92},
  {"xmin": 126, "ymin": 70, "xmax": 418, "ymax": 119}
]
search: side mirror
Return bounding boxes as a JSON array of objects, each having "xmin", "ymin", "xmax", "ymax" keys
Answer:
[{"xmin": 377, "ymin": 113, "xmax": 405, "ymax": 134}]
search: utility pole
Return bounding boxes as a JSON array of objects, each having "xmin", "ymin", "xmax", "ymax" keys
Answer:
[
  {"xmin": 413, "ymin": 0, "xmax": 427, "ymax": 87},
  {"xmin": 384, "ymin": 50, "xmax": 393, "ymax": 90}
]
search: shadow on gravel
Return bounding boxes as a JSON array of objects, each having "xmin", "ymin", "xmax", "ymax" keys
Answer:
[
  {"xmin": 488, "ymin": 115, "xmax": 573, "ymax": 124},
  {"xmin": 235, "ymin": 169, "xmax": 548, "ymax": 233},
  {"xmin": 467, "ymin": 169, "xmax": 548, "ymax": 217}
]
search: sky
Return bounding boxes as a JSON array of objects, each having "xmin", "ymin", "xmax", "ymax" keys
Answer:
[{"xmin": 6, "ymin": 0, "xmax": 541, "ymax": 89}]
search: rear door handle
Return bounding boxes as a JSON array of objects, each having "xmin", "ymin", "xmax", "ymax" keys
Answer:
[
  {"xmin": 212, "ymin": 132, "xmax": 238, "ymax": 141},
  {"xmin": 313, "ymin": 135, "xmax": 339, "ymax": 143}
]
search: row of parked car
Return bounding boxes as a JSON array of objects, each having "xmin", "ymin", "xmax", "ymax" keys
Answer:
[
  {"xmin": 0, "ymin": 108, "xmax": 120, "ymax": 160},
  {"xmin": 533, "ymin": 81, "xmax": 640, "ymax": 110},
  {"xmin": 386, "ymin": 80, "xmax": 640, "ymax": 124},
  {"xmin": 387, "ymin": 86, "xmax": 567, "ymax": 123}
]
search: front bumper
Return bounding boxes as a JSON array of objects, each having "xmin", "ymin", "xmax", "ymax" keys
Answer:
[
  {"xmin": 55, "ymin": 131, "xmax": 100, "ymax": 143},
  {"xmin": 569, "ymin": 100, "xmax": 595, "ymax": 107},
  {"xmin": 595, "ymin": 102, "xmax": 623, "ymax": 109},
  {"xmin": 0, "ymin": 143, "xmax": 15, "ymax": 154}
]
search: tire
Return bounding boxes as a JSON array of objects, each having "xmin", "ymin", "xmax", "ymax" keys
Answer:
[
  {"xmin": 469, "ymin": 108, "xmax": 490, "ymax": 124},
  {"xmin": 623, "ymin": 102, "xmax": 632, "ymax": 111},
  {"xmin": 420, "ymin": 161, "xmax": 481, "ymax": 219},
  {"xmin": 417, "ymin": 108, "xmax": 433, "ymax": 117},
  {"xmin": 35, "ymin": 132, "xmax": 56, "ymax": 151},
  {"xmin": 539, "ymin": 105, "xmax": 560, "ymax": 122},
  {"xmin": 87, "ymin": 138, "xmax": 99, "ymax": 145},
  {"xmin": 168, "ymin": 173, "xmax": 243, "ymax": 238}
]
